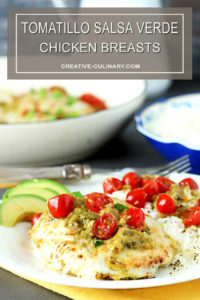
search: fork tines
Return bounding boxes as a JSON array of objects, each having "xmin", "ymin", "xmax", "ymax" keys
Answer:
[{"xmin": 156, "ymin": 155, "xmax": 191, "ymax": 177}]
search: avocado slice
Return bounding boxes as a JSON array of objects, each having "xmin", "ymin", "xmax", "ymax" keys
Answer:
[
  {"xmin": 2, "ymin": 187, "xmax": 58, "ymax": 202},
  {"xmin": 0, "ymin": 194, "xmax": 47, "ymax": 227},
  {"xmin": 18, "ymin": 179, "xmax": 70, "ymax": 194},
  {"xmin": 3, "ymin": 179, "xmax": 69, "ymax": 201}
]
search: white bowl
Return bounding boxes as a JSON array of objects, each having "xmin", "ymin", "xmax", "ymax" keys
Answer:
[{"xmin": 0, "ymin": 58, "xmax": 146, "ymax": 166}]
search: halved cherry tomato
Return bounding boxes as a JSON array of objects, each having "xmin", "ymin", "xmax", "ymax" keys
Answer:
[
  {"xmin": 80, "ymin": 94, "xmax": 107, "ymax": 110},
  {"xmin": 48, "ymin": 194, "xmax": 75, "ymax": 218},
  {"xmin": 181, "ymin": 206, "xmax": 200, "ymax": 226},
  {"xmin": 103, "ymin": 177, "xmax": 123, "ymax": 194},
  {"xmin": 92, "ymin": 213, "xmax": 117, "ymax": 239},
  {"xmin": 143, "ymin": 180, "xmax": 160, "ymax": 201},
  {"xmin": 86, "ymin": 192, "xmax": 113, "ymax": 213},
  {"xmin": 122, "ymin": 172, "xmax": 141, "ymax": 189},
  {"xmin": 126, "ymin": 188, "xmax": 147, "ymax": 208},
  {"xmin": 179, "ymin": 178, "xmax": 199, "ymax": 190},
  {"xmin": 141, "ymin": 177, "xmax": 151, "ymax": 187},
  {"xmin": 31, "ymin": 213, "xmax": 42, "ymax": 226},
  {"xmin": 198, "ymin": 198, "xmax": 200, "ymax": 206},
  {"xmin": 126, "ymin": 207, "xmax": 145, "ymax": 228},
  {"xmin": 156, "ymin": 194, "xmax": 177, "ymax": 214},
  {"xmin": 156, "ymin": 176, "xmax": 174, "ymax": 192}
]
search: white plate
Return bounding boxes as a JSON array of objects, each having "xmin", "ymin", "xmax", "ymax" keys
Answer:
[
  {"xmin": 0, "ymin": 171, "xmax": 199, "ymax": 289},
  {"xmin": 0, "ymin": 58, "xmax": 146, "ymax": 166}
]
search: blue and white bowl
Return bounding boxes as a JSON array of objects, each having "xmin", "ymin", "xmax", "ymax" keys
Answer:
[{"xmin": 135, "ymin": 92, "xmax": 200, "ymax": 174}]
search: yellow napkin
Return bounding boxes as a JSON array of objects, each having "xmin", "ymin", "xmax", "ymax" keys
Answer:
[{"xmin": 2, "ymin": 265, "xmax": 200, "ymax": 300}]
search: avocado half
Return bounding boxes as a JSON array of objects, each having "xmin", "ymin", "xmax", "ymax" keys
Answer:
[
  {"xmin": 1, "ymin": 179, "xmax": 71, "ymax": 227},
  {"xmin": 3, "ymin": 179, "xmax": 70, "ymax": 201},
  {"xmin": 0, "ymin": 194, "xmax": 47, "ymax": 227}
]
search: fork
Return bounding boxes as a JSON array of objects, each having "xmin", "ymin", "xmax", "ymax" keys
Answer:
[
  {"xmin": 0, "ymin": 155, "xmax": 191, "ymax": 187},
  {"xmin": 93, "ymin": 155, "xmax": 191, "ymax": 177}
]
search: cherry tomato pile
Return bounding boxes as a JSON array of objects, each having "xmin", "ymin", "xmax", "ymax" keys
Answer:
[
  {"xmin": 32, "ymin": 173, "xmax": 200, "ymax": 244},
  {"xmin": 102, "ymin": 173, "xmax": 200, "ymax": 227},
  {"xmin": 102, "ymin": 173, "xmax": 175, "ymax": 203},
  {"xmin": 42, "ymin": 190, "xmax": 146, "ymax": 241},
  {"xmin": 103, "ymin": 173, "xmax": 175, "ymax": 201},
  {"xmin": 85, "ymin": 192, "xmax": 145, "ymax": 239}
]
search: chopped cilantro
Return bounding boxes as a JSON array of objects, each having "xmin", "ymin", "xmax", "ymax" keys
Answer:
[
  {"xmin": 114, "ymin": 203, "xmax": 129, "ymax": 214},
  {"xmin": 94, "ymin": 239, "xmax": 104, "ymax": 247},
  {"xmin": 142, "ymin": 228, "xmax": 151, "ymax": 235},
  {"xmin": 71, "ymin": 191, "xmax": 84, "ymax": 199},
  {"xmin": 66, "ymin": 96, "xmax": 76, "ymax": 106}
]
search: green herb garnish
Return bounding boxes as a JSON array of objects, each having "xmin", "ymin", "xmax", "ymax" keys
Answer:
[
  {"xmin": 26, "ymin": 111, "xmax": 36, "ymax": 119},
  {"xmin": 114, "ymin": 203, "xmax": 129, "ymax": 214},
  {"xmin": 66, "ymin": 96, "xmax": 76, "ymax": 106},
  {"xmin": 49, "ymin": 115, "xmax": 57, "ymax": 121},
  {"xmin": 39, "ymin": 88, "xmax": 47, "ymax": 100},
  {"xmin": 94, "ymin": 239, "xmax": 104, "ymax": 247},
  {"xmin": 54, "ymin": 109, "xmax": 65, "ymax": 119},
  {"xmin": 71, "ymin": 191, "xmax": 84, "ymax": 199},
  {"xmin": 43, "ymin": 110, "xmax": 51, "ymax": 116},
  {"xmin": 29, "ymin": 88, "xmax": 36, "ymax": 94},
  {"xmin": 52, "ymin": 89, "xmax": 63, "ymax": 99},
  {"xmin": 65, "ymin": 112, "xmax": 79, "ymax": 118},
  {"xmin": 142, "ymin": 228, "xmax": 151, "ymax": 235}
]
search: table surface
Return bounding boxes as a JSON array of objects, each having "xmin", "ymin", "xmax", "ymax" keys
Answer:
[{"xmin": 0, "ymin": 79, "xmax": 199, "ymax": 300}]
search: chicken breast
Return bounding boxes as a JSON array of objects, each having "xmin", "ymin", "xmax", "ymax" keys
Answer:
[{"xmin": 29, "ymin": 198, "xmax": 177, "ymax": 280}]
